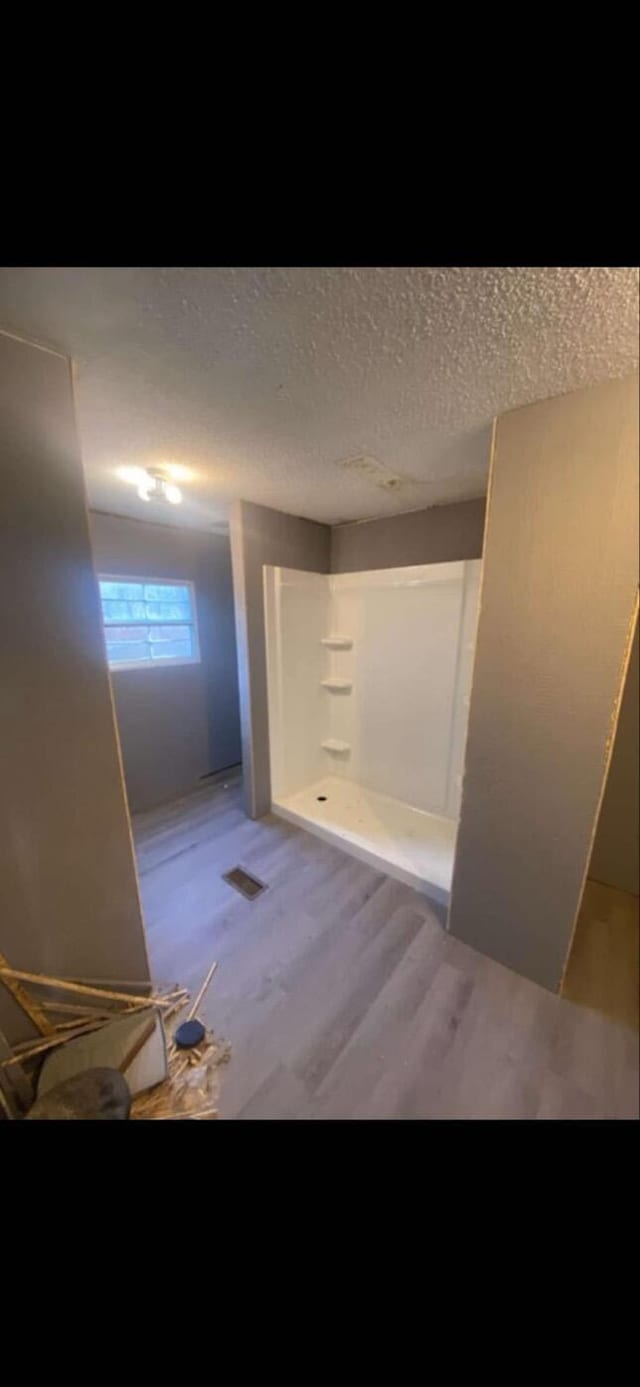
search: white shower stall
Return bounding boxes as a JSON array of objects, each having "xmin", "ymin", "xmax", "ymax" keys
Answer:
[{"xmin": 263, "ymin": 559, "xmax": 481, "ymax": 905}]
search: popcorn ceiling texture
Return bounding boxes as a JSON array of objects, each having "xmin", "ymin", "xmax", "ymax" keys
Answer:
[{"xmin": 0, "ymin": 267, "xmax": 637, "ymax": 529}]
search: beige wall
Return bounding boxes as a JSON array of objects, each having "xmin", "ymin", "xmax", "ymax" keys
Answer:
[
  {"xmin": 89, "ymin": 512, "xmax": 241, "ymax": 811},
  {"xmin": 448, "ymin": 375, "xmax": 639, "ymax": 990},
  {"xmin": 589, "ymin": 619, "xmax": 639, "ymax": 896},
  {"xmin": 230, "ymin": 500, "xmax": 331, "ymax": 817},
  {"xmin": 331, "ymin": 498, "xmax": 486, "ymax": 572},
  {"xmin": 0, "ymin": 332, "xmax": 150, "ymax": 1044}
]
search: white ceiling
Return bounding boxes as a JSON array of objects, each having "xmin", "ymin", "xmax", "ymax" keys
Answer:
[{"xmin": 0, "ymin": 266, "xmax": 637, "ymax": 530}]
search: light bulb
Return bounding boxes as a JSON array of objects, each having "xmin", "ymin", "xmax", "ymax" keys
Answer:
[
  {"xmin": 137, "ymin": 484, "xmax": 152, "ymax": 501},
  {"xmin": 164, "ymin": 483, "xmax": 182, "ymax": 505},
  {"xmin": 118, "ymin": 465, "xmax": 153, "ymax": 488}
]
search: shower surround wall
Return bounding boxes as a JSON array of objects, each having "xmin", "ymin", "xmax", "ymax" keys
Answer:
[
  {"xmin": 230, "ymin": 499, "xmax": 331, "ymax": 818},
  {"xmin": 264, "ymin": 560, "xmax": 481, "ymax": 902}
]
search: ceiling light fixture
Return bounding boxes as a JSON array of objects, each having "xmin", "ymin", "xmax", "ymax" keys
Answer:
[{"xmin": 135, "ymin": 467, "xmax": 183, "ymax": 505}]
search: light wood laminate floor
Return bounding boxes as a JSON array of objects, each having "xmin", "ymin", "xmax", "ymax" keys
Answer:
[{"xmin": 133, "ymin": 778, "xmax": 639, "ymax": 1119}]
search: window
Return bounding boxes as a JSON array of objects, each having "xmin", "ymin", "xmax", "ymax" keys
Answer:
[{"xmin": 98, "ymin": 576, "xmax": 200, "ymax": 670}]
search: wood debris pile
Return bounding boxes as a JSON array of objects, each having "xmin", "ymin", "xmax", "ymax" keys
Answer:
[
  {"xmin": 132, "ymin": 970, "xmax": 231, "ymax": 1120},
  {"xmin": 0, "ymin": 951, "xmax": 228, "ymax": 1121}
]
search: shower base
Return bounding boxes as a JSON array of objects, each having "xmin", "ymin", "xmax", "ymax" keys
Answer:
[{"xmin": 271, "ymin": 776, "xmax": 457, "ymax": 905}]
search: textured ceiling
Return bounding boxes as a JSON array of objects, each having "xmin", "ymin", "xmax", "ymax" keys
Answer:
[{"xmin": 0, "ymin": 266, "xmax": 637, "ymax": 530}]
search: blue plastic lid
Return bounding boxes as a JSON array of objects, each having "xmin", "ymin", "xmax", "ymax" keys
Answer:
[{"xmin": 174, "ymin": 1018, "xmax": 206, "ymax": 1049}]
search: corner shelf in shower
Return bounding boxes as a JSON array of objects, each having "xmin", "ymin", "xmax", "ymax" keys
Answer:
[
  {"xmin": 321, "ymin": 678, "xmax": 352, "ymax": 691},
  {"xmin": 320, "ymin": 636, "xmax": 353, "ymax": 649},
  {"xmin": 321, "ymin": 738, "xmax": 351, "ymax": 753}
]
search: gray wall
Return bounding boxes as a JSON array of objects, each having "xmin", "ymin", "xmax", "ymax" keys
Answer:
[
  {"xmin": 89, "ymin": 512, "xmax": 241, "ymax": 812},
  {"xmin": 230, "ymin": 500, "xmax": 331, "ymax": 818},
  {"xmin": 331, "ymin": 497, "xmax": 486, "ymax": 572},
  {"xmin": 448, "ymin": 375, "xmax": 639, "ymax": 991},
  {"xmin": 589, "ymin": 619, "xmax": 639, "ymax": 896},
  {"xmin": 0, "ymin": 331, "xmax": 150, "ymax": 1045}
]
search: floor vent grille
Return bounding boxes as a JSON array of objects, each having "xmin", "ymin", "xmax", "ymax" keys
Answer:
[{"xmin": 222, "ymin": 866, "xmax": 267, "ymax": 900}]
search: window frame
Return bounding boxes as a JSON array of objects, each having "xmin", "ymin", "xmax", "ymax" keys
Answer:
[{"xmin": 98, "ymin": 572, "xmax": 202, "ymax": 673}]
